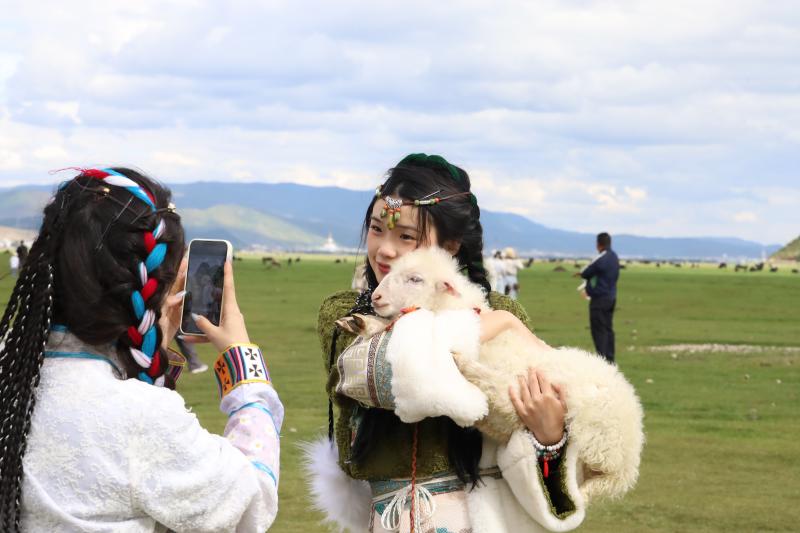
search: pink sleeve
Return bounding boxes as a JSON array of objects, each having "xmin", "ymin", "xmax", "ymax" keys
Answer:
[{"xmin": 216, "ymin": 344, "xmax": 283, "ymax": 487}]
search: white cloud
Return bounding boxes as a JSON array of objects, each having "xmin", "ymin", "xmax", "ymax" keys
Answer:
[
  {"xmin": 43, "ymin": 101, "xmax": 81, "ymax": 125},
  {"xmin": 586, "ymin": 184, "xmax": 648, "ymax": 213},
  {"xmin": 0, "ymin": 0, "xmax": 798, "ymax": 243},
  {"xmin": 733, "ymin": 211, "xmax": 758, "ymax": 223},
  {"xmin": 32, "ymin": 145, "xmax": 68, "ymax": 161},
  {"xmin": 152, "ymin": 151, "xmax": 199, "ymax": 168}
]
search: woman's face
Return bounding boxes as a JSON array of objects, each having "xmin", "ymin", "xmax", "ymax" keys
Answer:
[{"xmin": 366, "ymin": 196, "xmax": 438, "ymax": 283}]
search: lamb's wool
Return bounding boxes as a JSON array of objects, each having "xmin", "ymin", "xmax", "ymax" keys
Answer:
[
  {"xmin": 373, "ymin": 246, "xmax": 645, "ymax": 500},
  {"xmin": 387, "ymin": 308, "xmax": 488, "ymax": 427}
]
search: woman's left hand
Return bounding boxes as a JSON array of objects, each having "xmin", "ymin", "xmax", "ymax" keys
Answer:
[
  {"xmin": 509, "ymin": 367, "xmax": 567, "ymax": 445},
  {"xmin": 159, "ymin": 257, "xmax": 188, "ymax": 349}
]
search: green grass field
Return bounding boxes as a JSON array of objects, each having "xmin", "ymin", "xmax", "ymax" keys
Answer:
[{"xmin": 4, "ymin": 257, "xmax": 799, "ymax": 531}]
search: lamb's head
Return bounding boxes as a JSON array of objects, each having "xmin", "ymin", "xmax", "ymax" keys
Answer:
[{"xmin": 371, "ymin": 247, "xmax": 487, "ymax": 317}]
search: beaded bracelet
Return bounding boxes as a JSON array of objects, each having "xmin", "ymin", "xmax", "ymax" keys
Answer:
[
  {"xmin": 214, "ymin": 343, "xmax": 271, "ymax": 398},
  {"xmin": 526, "ymin": 428, "xmax": 568, "ymax": 478}
]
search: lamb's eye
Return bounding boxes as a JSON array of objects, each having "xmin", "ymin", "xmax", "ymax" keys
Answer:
[{"xmin": 408, "ymin": 275, "xmax": 423, "ymax": 284}]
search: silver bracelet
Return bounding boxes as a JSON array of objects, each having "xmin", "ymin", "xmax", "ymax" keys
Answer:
[{"xmin": 526, "ymin": 427, "xmax": 568, "ymax": 453}]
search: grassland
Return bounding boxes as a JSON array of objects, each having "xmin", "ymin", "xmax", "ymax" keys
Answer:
[{"xmin": 3, "ymin": 257, "xmax": 799, "ymax": 531}]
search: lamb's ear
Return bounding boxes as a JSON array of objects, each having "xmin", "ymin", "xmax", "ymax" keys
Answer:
[{"xmin": 435, "ymin": 280, "xmax": 461, "ymax": 297}]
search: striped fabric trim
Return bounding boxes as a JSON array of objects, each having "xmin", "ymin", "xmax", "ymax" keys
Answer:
[
  {"xmin": 44, "ymin": 351, "xmax": 123, "ymax": 375},
  {"xmin": 214, "ymin": 344, "xmax": 271, "ymax": 397},
  {"xmin": 229, "ymin": 402, "xmax": 281, "ymax": 436},
  {"xmin": 164, "ymin": 347, "xmax": 187, "ymax": 383},
  {"xmin": 251, "ymin": 461, "xmax": 277, "ymax": 485}
]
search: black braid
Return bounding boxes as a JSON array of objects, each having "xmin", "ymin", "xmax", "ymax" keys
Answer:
[
  {"xmin": 456, "ymin": 202, "xmax": 491, "ymax": 294},
  {"xmin": 0, "ymin": 215, "xmax": 62, "ymax": 531}
]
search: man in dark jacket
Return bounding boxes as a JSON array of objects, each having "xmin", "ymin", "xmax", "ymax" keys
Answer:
[{"xmin": 577, "ymin": 232, "xmax": 620, "ymax": 363}]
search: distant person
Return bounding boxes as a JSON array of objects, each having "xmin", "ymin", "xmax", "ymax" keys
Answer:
[
  {"xmin": 502, "ymin": 247, "xmax": 524, "ymax": 299},
  {"xmin": 175, "ymin": 335, "xmax": 208, "ymax": 373},
  {"xmin": 16, "ymin": 241, "xmax": 28, "ymax": 265},
  {"xmin": 576, "ymin": 232, "xmax": 620, "ymax": 363},
  {"xmin": 9, "ymin": 253, "xmax": 20, "ymax": 277},
  {"xmin": 490, "ymin": 249, "xmax": 507, "ymax": 294}
]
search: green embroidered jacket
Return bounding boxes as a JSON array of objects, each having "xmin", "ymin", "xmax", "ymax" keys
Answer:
[{"xmin": 317, "ymin": 289, "xmax": 534, "ymax": 480}]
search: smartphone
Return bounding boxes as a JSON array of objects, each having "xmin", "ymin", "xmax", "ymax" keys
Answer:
[{"xmin": 180, "ymin": 239, "xmax": 232, "ymax": 336}]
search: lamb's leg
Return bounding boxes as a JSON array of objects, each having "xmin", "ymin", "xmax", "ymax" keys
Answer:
[
  {"xmin": 453, "ymin": 353, "xmax": 521, "ymax": 443},
  {"xmin": 334, "ymin": 314, "xmax": 390, "ymax": 337}
]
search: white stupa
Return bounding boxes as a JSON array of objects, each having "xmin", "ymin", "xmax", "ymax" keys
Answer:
[{"xmin": 322, "ymin": 232, "xmax": 339, "ymax": 253}]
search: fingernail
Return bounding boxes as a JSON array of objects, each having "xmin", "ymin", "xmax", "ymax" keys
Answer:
[
  {"xmin": 174, "ymin": 290, "xmax": 187, "ymax": 299},
  {"xmin": 191, "ymin": 313, "xmax": 201, "ymax": 321},
  {"xmin": 176, "ymin": 334, "xmax": 185, "ymax": 340}
]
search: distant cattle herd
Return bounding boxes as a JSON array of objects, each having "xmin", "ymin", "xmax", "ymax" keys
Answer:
[{"xmin": 241, "ymin": 253, "xmax": 798, "ymax": 275}]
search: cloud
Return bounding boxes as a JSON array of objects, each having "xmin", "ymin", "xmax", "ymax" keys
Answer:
[
  {"xmin": 733, "ymin": 211, "xmax": 758, "ymax": 223},
  {"xmin": 0, "ymin": 1, "xmax": 798, "ymax": 244}
]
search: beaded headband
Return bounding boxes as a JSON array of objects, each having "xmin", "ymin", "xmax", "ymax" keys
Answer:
[
  {"xmin": 376, "ymin": 153, "xmax": 480, "ymax": 229},
  {"xmin": 79, "ymin": 168, "xmax": 171, "ymax": 387},
  {"xmin": 374, "ymin": 188, "xmax": 473, "ymax": 230}
]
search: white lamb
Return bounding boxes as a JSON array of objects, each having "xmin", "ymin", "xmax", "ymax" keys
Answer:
[{"xmin": 356, "ymin": 246, "xmax": 644, "ymax": 500}]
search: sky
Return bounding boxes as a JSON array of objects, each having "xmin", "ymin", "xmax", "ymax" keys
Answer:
[{"xmin": 0, "ymin": 0, "xmax": 798, "ymax": 245}]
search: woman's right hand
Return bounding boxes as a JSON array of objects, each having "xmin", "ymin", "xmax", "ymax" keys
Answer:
[{"xmin": 190, "ymin": 261, "xmax": 251, "ymax": 351}]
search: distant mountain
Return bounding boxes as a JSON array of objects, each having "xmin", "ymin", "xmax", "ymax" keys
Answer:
[
  {"xmin": 0, "ymin": 186, "xmax": 52, "ymax": 230},
  {"xmin": 0, "ymin": 225, "xmax": 37, "ymax": 248},
  {"xmin": 180, "ymin": 205, "xmax": 326, "ymax": 249},
  {"xmin": 0, "ymin": 181, "xmax": 780, "ymax": 259},
  {"xmin": 770, "ymin": 236, "xmax": 800, "ymax": 262}
]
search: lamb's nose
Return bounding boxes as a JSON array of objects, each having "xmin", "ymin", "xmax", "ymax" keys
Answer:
[{"xmin": 372, "ymin": 293, "xmax": 381, "ymax": 302}]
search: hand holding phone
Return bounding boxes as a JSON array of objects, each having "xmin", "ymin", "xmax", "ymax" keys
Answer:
[
  {"xmin": 181, "ymin": 239, "xmax": 231, "ymax": 335},
  {"xmin": 179, "ymin": 239, "xmax": 250, "ymax": 351},
  {"xmin": 190, "ymin": 261, "xmax": 251, "ymax": 351}
]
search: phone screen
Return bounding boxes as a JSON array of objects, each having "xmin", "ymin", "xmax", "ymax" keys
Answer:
[{"xmin": 181, "ymin": 240, "xmax": 229, "ymax": 335}]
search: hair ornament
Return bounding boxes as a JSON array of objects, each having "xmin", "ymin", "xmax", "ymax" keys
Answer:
[
  {"xmin": 75, "ymin": 167, "xmax": 170, "ymax": 387},
  {"xmin": 377, "ymin": 190, "xmax": 473, "ymax": 230},
  {"xmin": 380, "ymin": 197, "xmax": 404, "ymax": 229}
]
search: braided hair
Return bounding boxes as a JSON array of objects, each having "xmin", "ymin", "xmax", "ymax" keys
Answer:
[
  {"xmin": 350, "ymin": 154, "xmax": 488, "ymax": 487},
  {"xmin": 0, "ymin": 168, "xmax": 183, "ymax": 531}
]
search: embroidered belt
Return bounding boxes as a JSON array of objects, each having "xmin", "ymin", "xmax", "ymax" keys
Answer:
[
  {"xmin": 370, "ymin": 467, "xmax": 503, "ymax": 501},
  {"xmin": 370, "ymin": 468, "xmax": 503, "ymax": 531}
]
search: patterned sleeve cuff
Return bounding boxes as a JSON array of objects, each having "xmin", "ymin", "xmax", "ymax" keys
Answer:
[
  {"xmin": 214, "ymin": 343, "xmax": 271, "ymax": 398},
  {"xmin": 164, "ymin": 347, "xmax": 188, "ymax": 383}
]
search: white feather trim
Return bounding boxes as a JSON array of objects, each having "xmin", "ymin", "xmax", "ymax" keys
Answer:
[{"xmin": 300, "ymin": 437, "xmax": 371, "ymax": 533}]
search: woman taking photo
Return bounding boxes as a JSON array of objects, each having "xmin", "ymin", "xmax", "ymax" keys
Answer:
[
  {"xmin": 0, "ymin": 168, "xmax": 282, "ymax": 532},
  {"xmin": 314, "ymin": 154, "xmax": 586, "ymax": 532}
]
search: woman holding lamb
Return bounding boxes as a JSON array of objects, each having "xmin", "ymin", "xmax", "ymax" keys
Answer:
[{"xmin": 312, "ymin": 154, "xmax": 596, "ymax": 533}]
